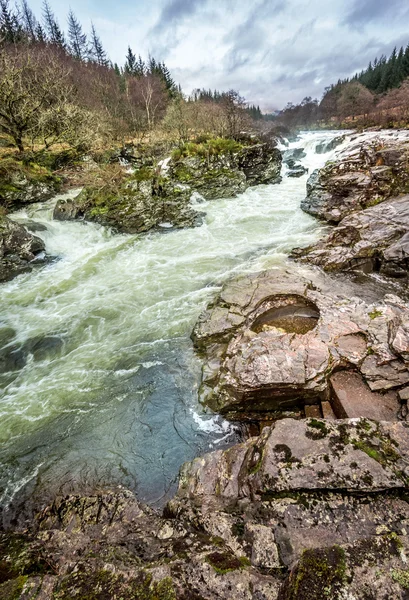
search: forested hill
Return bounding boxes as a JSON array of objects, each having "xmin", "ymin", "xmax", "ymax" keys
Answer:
[
  {"xmin": 276, "ymin": 42, "xmax": 409, "ymax": 130},
  {"xmin": 343, "ymin": 45, "xmax": 409, "ymax": 95}
]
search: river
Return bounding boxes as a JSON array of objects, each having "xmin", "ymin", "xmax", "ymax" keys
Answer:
[{"xmin": 0, "ymin": 131, "xmax": 346, "ymax": 522}]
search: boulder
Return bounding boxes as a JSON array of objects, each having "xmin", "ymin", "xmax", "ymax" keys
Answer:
[
  {"xmin": 294, "ymin": 194, "xmax": 409, "ymax": 276},
  {"xmin": 54, "ymin": 176, "xmax": 203, "ymax": 234},
  {"xmin": 237, "ymin": 143, "xmax": 282, "ymax": 185},
  {"xmin": 0, "ymin": 216, "xmax": 46, "ymax": 282},
  {"xmin": 315, "ymin": 135, "xmax": 345, "ymax": 154},
  {"xmin": 283, "ymin": 147, "xmax": 306, "ymax": 165},
  {"xmin": 301, "ymin": 134, "xmax": 409, "ymax": 223},
  {"xmin": 287, "ymin": 165, "xmax": 308, "ymax": 178},
  {"xmin": 192, "ymin": 266, "xmax": 409, "ymax": 416},
  {"xmin": 0, "ymin": 159, "xmax": 60, "ymax": 210}
]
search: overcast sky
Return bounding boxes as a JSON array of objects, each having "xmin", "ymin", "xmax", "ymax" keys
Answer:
[{"xmin": 28, "ymin": 0, "xmax": 409, "ymax": 111}]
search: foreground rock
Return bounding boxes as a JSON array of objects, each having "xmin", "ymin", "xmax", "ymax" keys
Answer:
[
  {"xmin": 54, "ymin": 138, "xmax": 282, "ymax": 234},
  {"xmin": 0, "ymin": 216, "xmax": 46, "ymax": 282},
  {"xmin": 294, "ymin": 194, "xmax": 409, "ymax": 277},
  {"xmin": 0, "ymin": 158, "xmax": 60, "ymax": 210},
  {"xmin": 192, "ymin": 265, "xmax": 409, "ymax": 417},
  {"xmin": 301, "ymin": 132, "xmax": 409, "ymax": 223},
  {"xmin": 3, "ymin": 418, "xmax": 409, "ymax": 599}
]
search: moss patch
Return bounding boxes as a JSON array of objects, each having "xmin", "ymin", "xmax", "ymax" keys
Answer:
[
  {"xmin": 284, "ymin": 545, "xmax": 347, "ymax": 600},
  {"xmin": 54, "ymin": 569, "xmax": 176, "ymax": 600},
  {"xmin": 306, "ymin": 419, "xmax": 330, "ymax": 440},
  {"xmin": 171, "ymin": 138, "xmax": 244, "ymax": 161},
  {"xmin": 391, "ymin": 567, "xmax": 409, "ymax": 589},
  {"xmin": 205, "ymin": 551, "xmax": 250, "ymax": 575},
  {"xmin": 0, "ymin": 575, "xmax": 28, "ymax": 600}
]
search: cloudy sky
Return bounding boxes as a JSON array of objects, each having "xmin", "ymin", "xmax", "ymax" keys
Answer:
[{"xmin": 28, "ymin": 0, "xmax": 409, "ymax": 110}]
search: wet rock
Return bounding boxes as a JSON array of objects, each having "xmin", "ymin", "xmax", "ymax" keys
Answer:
[
  {"xmin": 0, "ymin": 216, "xmax": 46, "ymax": 282},
  {"xmin": 294, "ymin": 194, "xmax": 409, "ymax": 276},
  {"xmin": 3, "ymin": 417, "xmax": 409, "ymax": 599},
  {"xmin": 54, "ymin": 177, "xmax": 203, "ymax": 234},
  {"xmin": 315, "ymin": 135, "xmax": 345, "ymax": 154},
  {"xmin": 192, "ymin": 266, "xmax": 409, "ymax": 415},
  {"xmin": 301, "ymin": 134, "xmax": 409, "ymax": 223},
  {"xmin": 283, "ymin": 148, "xmax": 306, "ymax": 165},
  {"xmin": 287, "ymin": 165, "xmax": 308, "ymax": 178},
  {"xmin": 237, "ymin": 143, "xmax": 282, "ymax": 185},
  {"xmin": 0, "ymin": 159, "xmax": 60, "ymax": 210},
  {"xmin": 330, "ymin": 371, "xmax": 399, "ymax": 420}
]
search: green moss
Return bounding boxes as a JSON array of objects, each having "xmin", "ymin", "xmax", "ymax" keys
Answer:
[
  {"xmin": 248, "ymin": 446, "xmax": 263, "ymax": 475},
  {"xmin": 368, "ymin": 309, "xmax": 383, "ymax": 320},
  {"xmin": 306, "ymin": 419, "xmax": 330, "ymax": 440},
  {"xmin": 285, "ymin": 546, "xmax": 347, "ymax": 600},
  {"xmin": 391, "ymin": 568, "xmax": 409, "ymax": 589},
  {"xmin": 132, "ymin": 166, "xmax": 155, "ymax": 183},
  {"xmin": 171, "ymin": 138, "xmax": 244, "ymax": 161},
  {"xmin": 205, "ymin": 551, "xmax": 250, "ymax": 575},
  {"xmin": 54, "ymin": 569, "xmax": 176, "ymax": 600},
  {"xmin": 0, "ymin": 575, "xmax": 28, "ymax": 599}
]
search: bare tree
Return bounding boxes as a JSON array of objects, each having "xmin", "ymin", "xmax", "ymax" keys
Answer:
[{"xmin": 0, "ymin": 45, "xmax": 73, "ymax": 151}]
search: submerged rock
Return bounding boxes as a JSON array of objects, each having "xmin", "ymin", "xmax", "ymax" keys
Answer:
[
  {"xmin": 0, "ymin": 216, "xmax": 45, "ymax": 282},
  {"xmin": 287, "ymin": 165, "xmax": 308, "ymax": 178},
  {"xmin": 192, "ymin": 266, "xmax": 409, "ymax": 417},
  {"xmin": 315, "ymin": 134, "xmax": 345, "ymax": 154}
]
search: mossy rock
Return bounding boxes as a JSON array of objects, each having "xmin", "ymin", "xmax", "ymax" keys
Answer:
[
  {"xmin": 54, "ymin": 568, "xmax": 176, "ymax": 600},
  {"xmin": 283, "ymin": 545, "xmax": 347, "ymax": 600}
]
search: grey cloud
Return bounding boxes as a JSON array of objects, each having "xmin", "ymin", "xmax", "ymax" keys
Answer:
[
  {"xmin": 151, "ymin": 0, "xmax": 203, "ymax": 34},
  {"xmin": 343, "ymin": 0, "xmax": 407, "ymax": 27}
]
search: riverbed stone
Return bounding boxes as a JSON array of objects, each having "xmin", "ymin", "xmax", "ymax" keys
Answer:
[{"xmin": 4, "ymin": 417, "xmax": 409, "ymax": 599}]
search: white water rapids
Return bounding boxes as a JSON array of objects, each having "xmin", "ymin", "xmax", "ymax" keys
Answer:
[{"xmin": 0, "ymin": 131, "xmax": 350, "ymax": 517}]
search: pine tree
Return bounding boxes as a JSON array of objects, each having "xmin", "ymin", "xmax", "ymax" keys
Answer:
[
  {"xmin": 35, "ymin": 21, "xmax": 46, "ymax": 42},
  {"xmin": 42, "ymin": 0, "xmax": 65, "ymax": 47},
  {"xmin": 90, "ymin": 22, "xmax": 109, "ymax": 66},
  {"xmin": 135, "ymin": 55, "xmax": 145, "ymax": 77},
  {"xmin": 67, "ymin": 9, "xmax": 87, "ymax": 60},
  {"xmin": 124, "ymin": 46, "xmax": 136, "ymax": 74},
  {"xmin": 20, "ymin": 0, "xmax": 37, "ymax": 40},
  {"xmin": 403, "ymin": 45, "xmax": 409, "ymax": 78},
  {"xmin": 0, "ymin": 0, "xmax": 23, "ymax": 43}
]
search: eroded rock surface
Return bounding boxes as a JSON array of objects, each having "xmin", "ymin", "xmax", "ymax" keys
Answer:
[
  {"xmin": 192, "ymin": 266, "xmax": 409, "ymax": 416},
  {"xmin": 3, "ymin": 418, "xmax": 409, "ymax": 599},
  {"xmin": 294, "ymin": 194, "xmax": 409, "ymax": 277},
  {"xmin": 301, "ymin": 132, "xmax": 409, "ymax": 223},
  {"xmin": 0, "ymin": 216, "xmax": 46, "ymax": 282}
]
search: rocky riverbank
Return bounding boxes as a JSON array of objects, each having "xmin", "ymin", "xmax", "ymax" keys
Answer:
[
  {"xmin": 2, "ymin": 417, "xmax": 409, "ymax": 599},
  {"xmin": 294, "ymin": 130, "xmax": 409, "ymax": 279}
]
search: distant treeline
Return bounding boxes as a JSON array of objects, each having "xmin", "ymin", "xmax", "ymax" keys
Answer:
[{"xmin": 275, "ymin": 42, "xmax": 409, "ymax": 130}]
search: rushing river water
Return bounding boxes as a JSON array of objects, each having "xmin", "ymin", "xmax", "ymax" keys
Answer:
[{"xmin": 0, "ymin": 131, "xmax": 347, "ymax": 520}]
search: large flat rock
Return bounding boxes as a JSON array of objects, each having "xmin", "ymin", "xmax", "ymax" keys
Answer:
[{"xmin": 330, "ymin": 370, "xmax": 400, "ymax": 420}]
